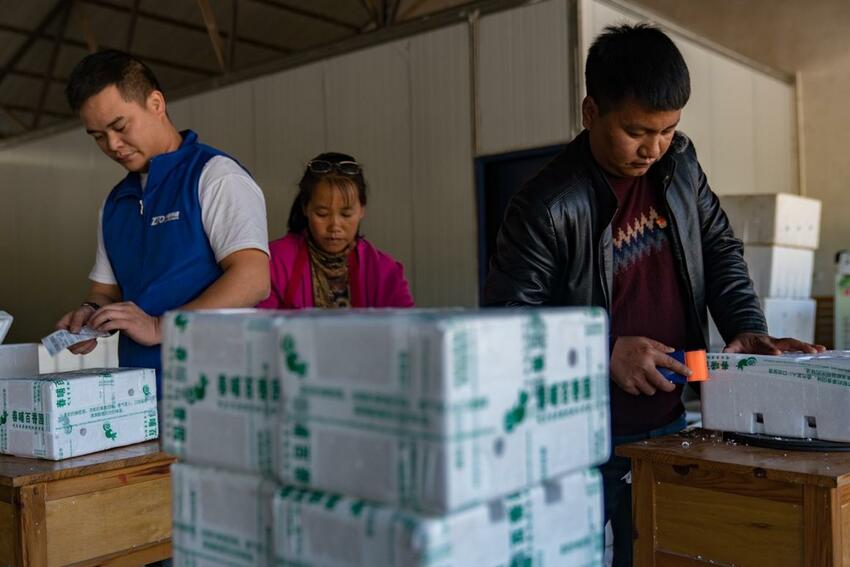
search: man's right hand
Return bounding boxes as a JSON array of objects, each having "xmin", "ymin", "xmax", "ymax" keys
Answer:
[
  {"xmin": 611, "ymin": 336, "xmax": 691, "ymax": 396},
  {"xmin": 55, "ymin": 305, "xmax": 98, "ymax": 355}
]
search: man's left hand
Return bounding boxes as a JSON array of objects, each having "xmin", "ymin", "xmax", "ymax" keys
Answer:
[
  {"xmin": 724, "ymin": 332, "xmax": 825, "ymax": 355},
  {"xmin": 87, "ymin": 302, "xmax": 162, "ymax": 347}
]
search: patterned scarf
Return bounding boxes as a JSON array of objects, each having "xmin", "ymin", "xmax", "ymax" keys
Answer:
[{"xmin": 307, "ymin": 236, "xmax": 352, "ymax": 309}]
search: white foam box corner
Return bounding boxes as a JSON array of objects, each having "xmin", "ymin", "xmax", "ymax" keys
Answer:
[
  {"xmin": 172, "ymin": 462, "xmax": 276, "ymax": 567},
  {"xmin": 720, "ymin": 193, "xmax": 821, "ymax": 249},
  {"xmin": 162, "ymin": 310, "xmax": 282, "ymax": 476},
  {"xmin": 702, "ymin": 351, "xmax": 850, "ymax": 442},
  {"xmin": 708, "ymin": 297, "xmax": 816, "ymax": 351},
  {"xmin": 0, "ymin": 343, "xmax": 39, "ymax": 379},
  {"xmin": 272, "ymin": 468, "xmax": 604, "ymax": 567},
  {"xmin": 277, "ymin": 308, "xmax": 611, "ymax": 514},
  {"xmin": 0, "ymin": 367, "xmax": 158, "ymax": 460},
  {"xmin": 763, "ymin": 297, "xmax": 816, "ymax": 343},
  {"xmin": 743, "ymin": 245, "xmax": 814, "ymax": 299}
]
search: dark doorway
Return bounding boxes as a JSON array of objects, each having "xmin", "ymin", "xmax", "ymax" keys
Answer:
[{"xmin": 475, "ymin": 144, "xmax": 566, "ymax": 301}]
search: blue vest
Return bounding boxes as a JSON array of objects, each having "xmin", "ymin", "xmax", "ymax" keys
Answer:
[{"xmin": 102, "ymin": 130, "xmax": 230, "ymax": 395}]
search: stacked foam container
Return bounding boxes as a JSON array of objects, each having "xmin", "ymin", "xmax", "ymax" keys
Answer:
[
  {"xmin": 709, "ymin": 193, "xmax": 821, "ymax": 351},
  {"xmin": 163, "ymin": 308, "xmax": 611, "ymax": 566},
  {"xmin": 702, "ymin": 350, "xmax": 850, "ymax": 442},
  {"xmin": 0, "ymin": 334, "xmax": 158, "ymax": 460}
]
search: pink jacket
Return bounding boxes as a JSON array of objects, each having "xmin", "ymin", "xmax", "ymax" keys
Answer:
[{"xmin": 257, "ymin": 232, "xmax": 414, "ymax": 309}]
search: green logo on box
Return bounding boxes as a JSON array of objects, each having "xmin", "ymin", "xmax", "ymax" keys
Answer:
[
  {"xmin": 282, "ymin": 335, "xmax": 308, "ymax": 377},
  {"xmin": 103, "ymin": 423, "xmax": 117, "ymax": 440}
]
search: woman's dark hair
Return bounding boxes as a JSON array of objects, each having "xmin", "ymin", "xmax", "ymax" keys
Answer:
[
  {"xmin": 287, "ymin": 152, "xmax": 368, "ymax": 234},
  {"xmin": 66, "ymin": 49, "xmax": 162, "ymax": 113},
  {"xmin": 585, "ymin": 23, "xmax": 690, "ymax": 114}
]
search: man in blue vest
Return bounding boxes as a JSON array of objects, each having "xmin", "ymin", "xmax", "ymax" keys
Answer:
[{"xmin": 55, "ymin": 50, "xmax": 270, "ymax": 396}]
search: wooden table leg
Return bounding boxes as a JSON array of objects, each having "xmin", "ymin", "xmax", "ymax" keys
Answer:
[
  {"xmin": 632, "ymin": 458, "xmax": 656, "ymax": 566},
  {"xmin": 20, "ymin": 483, "xmax": 47, "ymax": 567},
  {"xmin": 803, "ymin": 484, "xmax": 842, "ymax": 566}
]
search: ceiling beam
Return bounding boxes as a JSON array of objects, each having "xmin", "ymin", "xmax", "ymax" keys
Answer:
[
  {"xmin": 228, "ymin": 0, "xmax": 239, "ymax": 72},
  {"xmin": 4, "ymin": 104, "xmax": 75, "ymax": 121},
  {"xmin": 126, "ymin": 0, "xmax": 140, "ymax": 52},
  {"xmin": 34, "ymin": 1, "xmax": 73, "ymax": 128},
  {"xmin": 248, "ymin": 0, "xmax": 361, "ymax": 32},
  {"xmin": 388, "ymin": 0, "xmax": 402, "ymax": 25},
  {"xmin": 197, "ymin": 0, "xmax": 228, "ymax": 72},
  {"xmin": 75, "ymin": 1, "xmax": 99, "ymax": 52},
  {"xmin": 0, "ymin": 1, "xmax": 69, "ymax": 91},
  {"xmin": 1, "ymin": 106, "xmax": 29, "ymax": 131},
  {"xmin": 397, "ymin": 0, "xmax": 431, "ymax": 21},
  {"xmin": 0, "ymin": 21, "xmax": 218, "ymax": 77},
  {"xmin": 78, "ymin": 0, "xmax": 292, "ymax": 55},
  {"xmin": 357, "ymin": 0, "xmax": 378, "ymax": 25},
  {"xmin": 8, "ymin": 67, "xmax": 67, "ymax": 85}
]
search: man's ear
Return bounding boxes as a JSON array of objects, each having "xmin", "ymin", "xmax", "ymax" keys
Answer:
[
  {"xmin": 147, "ymin": 90, "xmax": 167, "ymax": 117},
  {"xmin": 582, "ymin": 96, "xmax": 599, "ymax": 130}
]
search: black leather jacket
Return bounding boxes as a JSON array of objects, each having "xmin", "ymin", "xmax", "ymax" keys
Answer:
[{"xmin": 483, "ymin": 130, "xmax": 767, "ymax": 347}]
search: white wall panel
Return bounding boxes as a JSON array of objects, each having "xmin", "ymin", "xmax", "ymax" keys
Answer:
[
  {"xmin": 252, "ymin": 65, "xmax": 327, "ymax": 239},
  {"xmin": 477, "ymin": 0, "xmax": 574, "ymax": 155},
  {"xmin": 409, "ymin": 24, "xmax": 477, "ymax": 307},
  {"xmin": 323, "ymin": 41, "xmax": 415, "ymax": 288},
  {"xmin": 754, "ymin": 72, "xmax": 798, "ymax": 196},
  {"xmin": 0, "ymin": 128, "xmax": 122, "ymax": 343},
  {"xmin": 168, "ymin": 83, "xmax": 257, "ymax": 172},
  {"xmin": 708, "ymin": 54, "xmax": 756, "ymax": 194},
  {"xmin": 676, "ymin": 40, "xmax": 713, "ymax": 174}
]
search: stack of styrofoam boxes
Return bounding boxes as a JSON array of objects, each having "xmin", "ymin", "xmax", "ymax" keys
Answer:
[
  {"xmin": 163, "ymin": 308, "xmax": 611, "ymax": 566},
  {"xmin": 710, "ymin": 194, "xmax": 822, "ymax": 350},
  {"xmin": 0, "ymin": 343, "xmax": 159, "ymax": 460},
  {"xmin": 163, "ymin": 310, "xmax": 281, "ymax": 566},
  {"xmin": 702, "ymin": 351, "xmax": 850, "ymax": 441}
]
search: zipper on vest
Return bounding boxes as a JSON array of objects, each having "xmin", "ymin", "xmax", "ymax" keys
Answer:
[{"xmin": 139, "ymin": 199, "xmax": 144, "ymax": 216}]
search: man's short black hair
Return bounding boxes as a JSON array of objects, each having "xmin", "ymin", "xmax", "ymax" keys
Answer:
[
  {"xmin": 65, "ymin": 49, "xmax": 162, "ymax": 113},
  {"xmin": 585, "ymin": 23, "xmax": 690, "ymax": 114}
]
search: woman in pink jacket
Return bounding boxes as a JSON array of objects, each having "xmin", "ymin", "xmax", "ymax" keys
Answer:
[{"xmin": 258, "ymin": 153, "xmax": 414, "ymax": 309}]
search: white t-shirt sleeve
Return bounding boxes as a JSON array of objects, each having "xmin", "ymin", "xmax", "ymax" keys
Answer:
[
  {"xmin": 198, "ymin": 155, "xmax": 270, "ymax": 263},
  {"xmin": 89, "ymin": 205, "xmax": 118, "ymax": 285}
]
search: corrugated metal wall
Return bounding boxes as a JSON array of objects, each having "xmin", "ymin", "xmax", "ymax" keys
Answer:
[
  {"xmin": 477, "ymin": 0, "xmax": 575, "ymax": 155},
  {"xmin": 0, "ymin": 0, "xmax": 798, "ymax": 351}
]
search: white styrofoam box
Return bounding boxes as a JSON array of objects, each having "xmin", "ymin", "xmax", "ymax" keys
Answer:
[
  {"xmin": 763, "ymin": 298, "xmax": 816, "ymax": 343},
  {"xmin": 172, "ymin": 463, "xmax": 276, "ymax": 567},
  {"xmin": 744, "ymin": 245, "xmax": 814, "ymax": 299},
  {"xmin": 720, "ymin": 193, "xmax": 821, "ymax": 249},
  {"xmin": 708, "ymin": 297, "xmax": 816, "ymax": 351},
  {"xmin": 162, "ymin": 310, "xmax": 281, "ymax": 476},
  {"xmin": 0, "ymin": 311, "xmax": 11, "ymax": 343},
  {"xmin": 703, "ymin": 351, "xmax": 850, "ymax": 442},
  {"xmin": 0, "ymin": 368, "xmax": 158, "ymax": 460},
  {"xmin": 277, "ymin": 308, "xmax": 610, "ymax": 514},
  {"xmin": 273, "ymin": 468, "xmax": 604, "ymax": 567},
  {"xmin": 835, "ymin": 251, "xmax": 850, "ymax": 350},
  {"xmin": 0, "ymin": 344, "xmax": 39, "ymax": 379}
]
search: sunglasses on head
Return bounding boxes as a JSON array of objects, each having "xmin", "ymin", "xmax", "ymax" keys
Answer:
[{"xmin": 307, "ymin": 160, "xmax": 361, "ymax": 176}]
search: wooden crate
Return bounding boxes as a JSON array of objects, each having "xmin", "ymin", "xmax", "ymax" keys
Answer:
[
  {"xmin": 618, "ymin": 429, "xmax": 850, "ymax": 566},
  {"xmin": 0, "ymin": 441, "xmax": 175, "ymax": 566}
]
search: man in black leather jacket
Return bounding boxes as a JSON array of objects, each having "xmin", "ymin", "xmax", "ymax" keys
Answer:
[{"xmin": 483, "ymin": 24, "xmax": 822, "ymax": 566}]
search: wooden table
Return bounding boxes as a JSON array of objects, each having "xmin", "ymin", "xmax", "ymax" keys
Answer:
[
  {"xmin": 617, "ymin": 429, "xmax": 850, "ymax": 566},
  {"xmin": 0, "ymin": 442, "xmax": 175, "ymax": 567}
]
